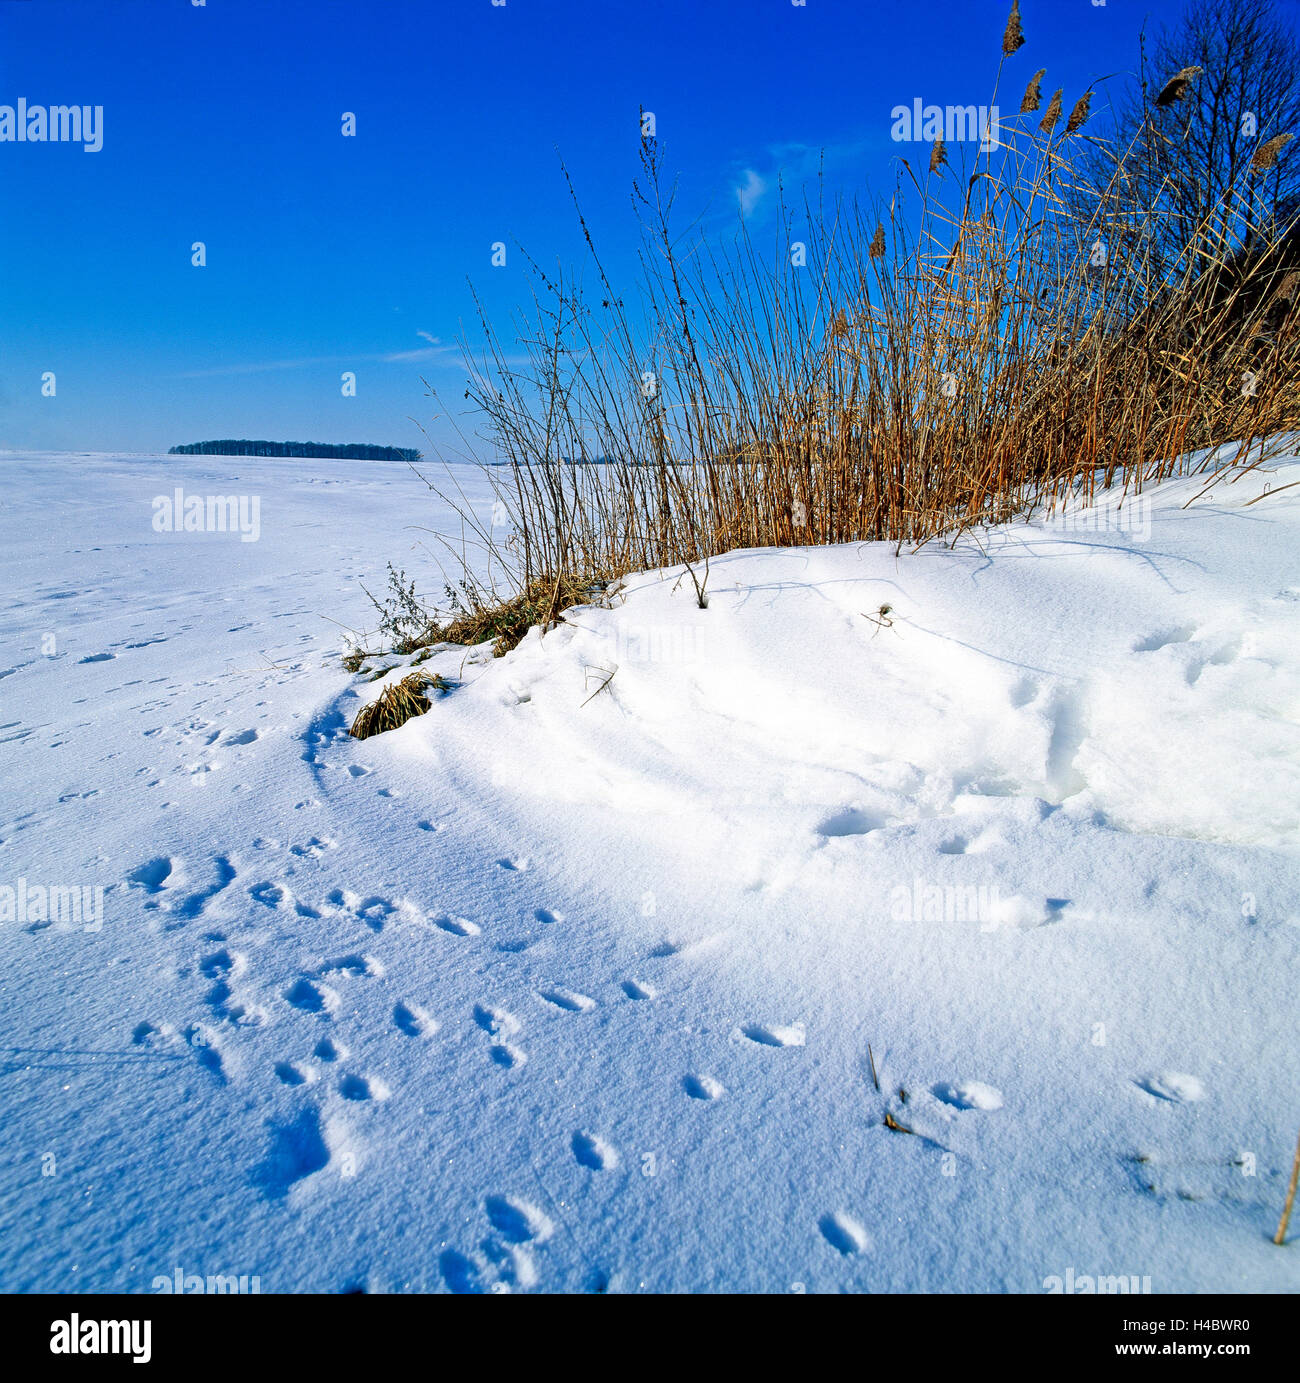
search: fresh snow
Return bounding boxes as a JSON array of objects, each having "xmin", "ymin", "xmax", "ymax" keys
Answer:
[{"xmin": 0, "ymin": 447, "xmax": 1297, "ymax": 1294}]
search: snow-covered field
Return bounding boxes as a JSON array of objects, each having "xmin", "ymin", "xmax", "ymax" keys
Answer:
[{"xmin": 1, "ymin": 448, "xmax": 1297, "ymax": 1294}]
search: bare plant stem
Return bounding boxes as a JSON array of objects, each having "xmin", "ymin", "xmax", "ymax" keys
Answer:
[{"xmin": 1274, "ymin": 1125, "xmax": 1300, "ymax": 1246}]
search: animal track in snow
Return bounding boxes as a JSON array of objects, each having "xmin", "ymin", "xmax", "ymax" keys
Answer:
[
  {"xmin": 132, "ymin": 1020, "xmax": 176, "ymax": 1046},
  {"xmin": 533, "ymin": 907, "xmax": 563, "ymax": 925},
  {"xmin": 439, "ymin": 1240, "xmax": 536, "ymax": 1295},
  {"xmin": 683, "ymin": 1074, "xmax": 725, "ymax": 1101},
  {"xmin": 1009, "ymin": 676, "xmax": 1038, "ymax": 708},
  {"xmin": 127, "ymin": 856, "xmax": 180, "ymax": 896},
  {"xmin": 325, "ymin": 888, "xmax": 399, "ymax": 932},
  {"xmin": 284, "ymin": 978, "xmax": 341, "ymax": 1018},
  {"xmin": 538, "ymin": 987, "xmax": 596, "ymax": 1013},
  {"xmin": 249, "ymin": 881, "xmax": 320, "ymax": 918},
  {"xmin": 933, "ymin": 1080, "xmax": 1004, "ymax": 1111},
  {"xmin": 171, "ymin": 855, "xmax": 236, "ymax": 921},
  {"xmin": 473, "ymin": 1004, "xmax": 520, "ymax": 1037},
  {"xmin": 199, "ymin": 947, "xmax": 245, "ymax": 981},
  {"xmin": 738, "ymin": 1021, "xmax": 806, "ymax": 1048},
  {"xmin": 1186, "ymin": 638, "xmax": 1244, "ymax": 687},
  {"xmin": 473, "ymin": 1004, "xmax": 527, "ymax": 1067},
  {"xmin": 252, "ymin": 1106, "xmax": 333, "ymax": 1199},
  {"xmin": 433, "ymin": 913, "xmax": 480, "ymax": 937},
  {"xmin": 816, "ymin": 806, "xmax": 886, "ymax": 838},
  {"xmin": 1044, "ymin": 685, "xmax": 1088, "ymax": 801},
  {"xmin": 321, "ymin": 953, "xmax": 384, "ymax": 979},
  {"xmin": 1133, "ymin": 626, "xmax": 1196, "ymax": 653},
  {"xmin": 621, "ymin": 979, "xmax": 656, "ymax": 1000},
  {"xmin": 339, "ymin": 1073, "xmax": 389, "ymax": 1102},
  {"xmin": 275, "ymin": 1061, "xmax": 314, "ymax": 1086},
  {"xmin": 314, "ymin": 1037, "xmax": 346, "ymax": 1062},
  {"xmin": 819, "ymin": 1212, "xmax": 870, "ymax": 1255},
  {"xmin": 484, "ymin": 1195, "xmax": 553, "ymax": 1244},
  {"xmin": 393, "ymin": 1002, "xmax": 437, "ymax": 1037},
  {"xmin": 1136, "ymin": 1072, "xmax": 1206, "ymax": 1103},
  {"xmin": 289, "ymin": 836, "xmax": 336, "ymax": 858},
  {"xmin": 571, "ymin": 1131, "xmax": 618, "ymax": 1170}
]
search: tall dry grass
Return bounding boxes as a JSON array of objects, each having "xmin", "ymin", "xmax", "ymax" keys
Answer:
[{"xmin": 413, "ymin": 3, "xmax": 1300, "ymax": 634}]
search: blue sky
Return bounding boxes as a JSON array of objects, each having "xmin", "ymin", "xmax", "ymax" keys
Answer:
[{"xmin": 0, "ymin": 0, "xmax": 1193, "ymax": 456}]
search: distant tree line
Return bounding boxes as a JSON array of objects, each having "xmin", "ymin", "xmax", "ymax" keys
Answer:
[{"xmin": 168, "ymin": 440, "xmax": 422, "ymax": 463}]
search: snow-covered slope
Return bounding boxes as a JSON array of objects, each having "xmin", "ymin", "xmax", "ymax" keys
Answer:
[{"xmin": 0, "ymin": 449, "xmax": 1296, "ymax": 1293}]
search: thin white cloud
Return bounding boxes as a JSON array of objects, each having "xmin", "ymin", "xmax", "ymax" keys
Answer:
[
  {"xmin": 172, "ymin": 355, "xmax": 344, "ymax": 380},
  {"xmin": 736, "ymin": 168, "xmax": 766, "ymax": 216},
  {"xmin": 171, "ymin": 339, "xmax": 461, "ymax": 379}
]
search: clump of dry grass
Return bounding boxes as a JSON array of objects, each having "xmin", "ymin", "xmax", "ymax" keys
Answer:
[
  {"xmin": 434, "ymin": 575, "xmax": 599, "ymax": 657},
  {"xmin": 1156, "ymin": 65, "xmax": 1202, "ymax": 107},
  {"xmin": 408, "ymin": 2, "xmax": 1300, "ymax": 645},
  {"xmin": 1253, "ymin": 133, "xmax": 1294, "ymax": 174},
  {"xmin": 1020, "ymin": 69, "xmax": 1045, "ymax": 113},
  {"xmin": 1002, "ymin": 0, "xmax": 1025, "ymax": 57},
  {"xmin": 349, "ymin": 670, "xmax": 448, "ymax": 739}
]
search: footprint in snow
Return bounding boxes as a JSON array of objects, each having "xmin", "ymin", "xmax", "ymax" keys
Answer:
[
  {"xmin": 473, "ymin": 1004, "xmax": 520, "ymax": 1038},
  {"xmin": 250, "ymin": 881, "xmax": 319, "ymax": 918},
  {"xmin": 199, "ymin": 947, "xmax": 245, "ymax": 980},
  {"xmin": 1132, "ymin": 626, "xmax": 1196, "ymax": 653},
  {"xmin": 538, "ymin": 987, "xmax": 596, "ymax": 1013},
  {"xmin": 683, "ymin": 1074, "xmax": 725, "ymax": 1101},
  {"xmin": 433, "ymin": 913, "xmax": 480, "ymax": 937},
  {"xmin": 571, "ymin": 1131, "xmax": 618, "ymax": 1170},
  {"xmin": 1136, "ymin": 1072, "xmax": 1206, "ymax": 1103},
  {"xmin": 819, "ymin": 1212, "xmax": 870, "ymax": 1256},
  {"xmin": 339, "ymin": 1073, "xmax": 389, "ymax": 1102},
  {"xmin": 393, "ymin": 1002, "xmax": 437, "ymax": 1037},
  {"xmin": 275, "ymin": 1061, "xmax": 315, "ymax": 1086},
  {"xmin": 484, "ymin": 1195, "xmax": 553, "ymax": 1244},
  {"xmin": 816, "ymin": 806, "xmax": 886, "ymax": 838},
  {"xmin": 284, "ymin": 978, "xmax": 340, "ymax": 1017},
  {"xmin": 933, "ymin": 1080, "xmax": 1004, "ymax": 1111},
  {"xmin": 289, "ymin": 836, "xmax": 336, "ymax": 858},
  {"xmin": 321, "ymin": 953, "xmax": 384, "ymax": 979},
  {"xmin": 738, "ymin": 1021, "xmax": 806, "ymax": 1048},
  {"xmin": 132, "ymin": 1020, "xmax": 176, "ymax": 1046},
  {"xmin": 127, "ymin": 856, "xmax": 179, "ymax": 895}
]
